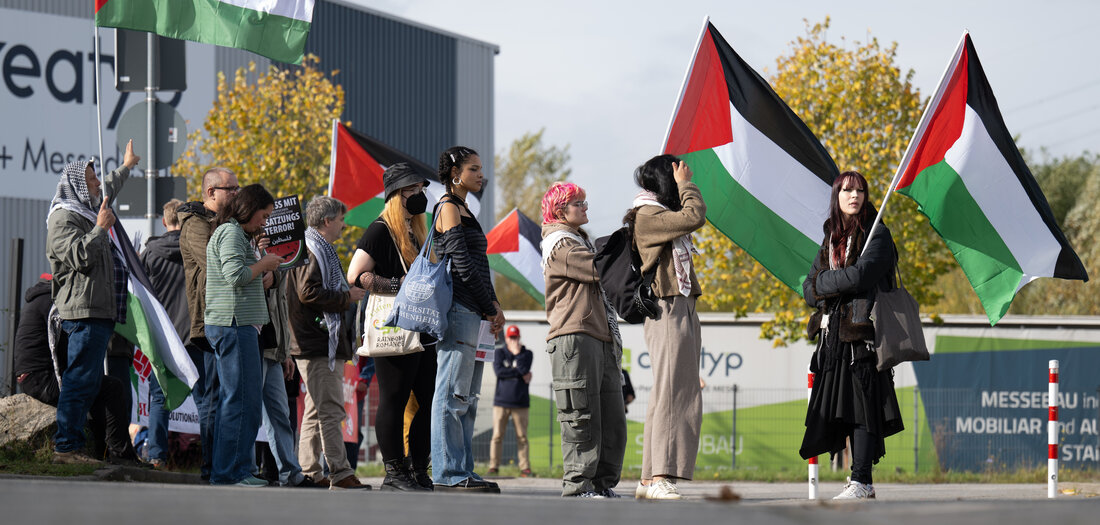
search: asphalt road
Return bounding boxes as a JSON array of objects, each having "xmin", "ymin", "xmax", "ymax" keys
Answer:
[{"xmin": 2, "ymin": 474, "xmax": 1097, "ymax": 525}]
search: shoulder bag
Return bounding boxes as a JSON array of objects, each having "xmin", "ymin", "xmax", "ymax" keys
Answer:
[
  {"xmin": 384, "ymin": 201, "xmax": 453, "ymax": 340},
  {"xmin": 872, "ymin": 261, "xmax": 930, "ymax": 371},
  {"xmin": 357, "ymin": 222, "xmax": 424, "ymax": 358}
]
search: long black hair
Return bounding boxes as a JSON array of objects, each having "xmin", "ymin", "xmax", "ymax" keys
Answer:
[
  {"xmin": 825, "ymin": 171, "xmax": 878, "ymax": 268},
  {"xmin": 215, "ymin": 183, "xmax": 274, "ymax": 233},
  {"xmin": 634, "ymin": 154, "xmax": 683, "ymax": 211},
  {"xmin": 437, "ymin": 146, "xmax": 479, "ymax": 195},
  {"xmin": 623, "ymin": 154, "xmax": 683, "ymax": 233}
]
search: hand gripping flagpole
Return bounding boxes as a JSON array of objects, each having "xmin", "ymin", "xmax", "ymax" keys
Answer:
[{"xmin": 860, "ymin": 31, "xmax": 969, "ymax": 257}]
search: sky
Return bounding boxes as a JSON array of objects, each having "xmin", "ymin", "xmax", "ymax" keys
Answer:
[{"xmin": 349, "ymin": 0, "xmax": 1100, "ymax": 234}]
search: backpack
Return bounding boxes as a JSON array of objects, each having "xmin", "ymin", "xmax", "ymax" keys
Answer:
[{"xmin": 594, "ymin": 226, "xmax": 660, "ymax": 324}]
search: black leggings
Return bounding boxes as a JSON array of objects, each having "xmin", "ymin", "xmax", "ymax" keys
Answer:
[
  {"xmin": 373, "ymin": 346, "xmax": 437, "ymax": 462},
  {"xmin": 850, "ymin": 425, "xmax": 874, "ymax": 484}
]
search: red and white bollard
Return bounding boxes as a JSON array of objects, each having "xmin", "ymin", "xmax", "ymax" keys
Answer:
[
  {"xmin": 1048, "ymin": 360, "xmax": 1059, "ymax": 499},
  {"xmin": 808, "ymin": 370, "xmax": 818, "ymax": 500}
]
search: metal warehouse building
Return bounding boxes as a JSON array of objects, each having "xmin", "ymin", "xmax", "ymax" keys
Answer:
[{"xmin": 0, "ymin": 0, "xmax": 498, "ymax": 393}]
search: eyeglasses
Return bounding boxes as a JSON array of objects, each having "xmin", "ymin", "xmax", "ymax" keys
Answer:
[
  {"xmin": 213, "ymin": 185, "xmax": 240, "ymax": 193},
  {"xmin": 567, "ymin": 200, "xmax": 588, "ymax": 208}
]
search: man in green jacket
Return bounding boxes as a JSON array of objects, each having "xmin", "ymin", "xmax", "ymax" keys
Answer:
[{"xmin": 46, "ymin": 140, "xmax": 139, "ymax": 464}]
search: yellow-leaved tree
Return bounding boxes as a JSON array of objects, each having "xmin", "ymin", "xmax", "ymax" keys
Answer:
[
  {"xmin": 172, "ymin": 56, "xmax": 356, "ymax": 259},
  {"xmin": 695, "ymin": 18, "xmax": 956, "ymax": 345}
]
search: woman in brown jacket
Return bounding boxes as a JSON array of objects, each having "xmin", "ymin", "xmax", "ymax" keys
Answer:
[
  {"xmin": 540, "ymin": 181, "xmax": 627, "ymax": 498},
  {"xmin": 628, "ymin": 154, "xmax": 706, "ymax": 500}
]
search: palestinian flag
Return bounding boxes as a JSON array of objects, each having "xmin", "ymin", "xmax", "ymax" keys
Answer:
[
  {"xmin": 662, "ymin": 19, "xmax": 838, "ymax": 293},
  {"xmin": 110, "ymin": 222, "xmax": 199, "ymax": 411},
  {"xmin": 894, "ymin": 33, "xmax": 1088, "ymax": 325},
  {"xmin": 94, "ymin": 0, "xmax": 315, "ymax": 64},
  {"xmin": 328, "ymin": 120, "xmax": 480, "ymax": 228},
  {"xmin": 486, "ymin": 209, "xmax": 545, "ymax": 306}
]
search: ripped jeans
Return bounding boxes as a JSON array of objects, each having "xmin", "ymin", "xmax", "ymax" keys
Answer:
[{"xmin": 430, "ymin": 302, "xmax": 486, "ymax": 486}]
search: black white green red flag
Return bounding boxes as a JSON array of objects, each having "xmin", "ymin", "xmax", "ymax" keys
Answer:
[
  {"xmin": 110, "ymin": 222, "xmax": 198, "ymax": 411},
  {"xmin": 94, "ymin": 0, "xmax": 316, "ymax": 64},
  {"xmin": 891, "ymin": 33, "xmax": 1087, "ymax": 324},
  {"xmin": 662, "ymin": 19, "xmax": 839, "ymax": 294},
  {"xmin": 486, "ymin": 209, "xmax": 545, "ymax": 306},
  {"xmin": 328, "ymin": 120, "xmax": 481, "ymax": 228}
]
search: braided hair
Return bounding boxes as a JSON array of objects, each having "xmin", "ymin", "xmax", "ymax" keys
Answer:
[{"xmin": 438, "ymin": 146, "xmax": 479, "ymax": 194}]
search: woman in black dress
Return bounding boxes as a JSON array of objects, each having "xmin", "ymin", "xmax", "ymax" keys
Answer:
[{"xmin": 800, "ymin": 170, "xmax": 904, "ymax": 500}]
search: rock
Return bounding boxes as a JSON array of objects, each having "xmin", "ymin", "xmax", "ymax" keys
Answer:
[{"xmin": 0, "ymin": 394, "xmax": 57, "ymax": 448}]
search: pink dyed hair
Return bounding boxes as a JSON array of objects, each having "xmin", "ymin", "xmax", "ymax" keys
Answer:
[{"xmin": 540, "ymin": 181, "xmax": 586, "ymax": 224}]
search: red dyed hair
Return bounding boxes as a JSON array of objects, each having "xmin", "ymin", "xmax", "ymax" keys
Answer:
[{"xmin": 540, "ymin": 182, "xmax": 586, "ymax": 225}]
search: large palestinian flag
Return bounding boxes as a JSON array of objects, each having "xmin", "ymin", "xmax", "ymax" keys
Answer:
[
  {"xmin": 110, "ymin": 222, "xmax": 199, "ymax": 411},
  {"xmin": 486, "ymin": 209, "xmax": 545, "ymax": 306},
  {"xmin": 94, "ymin": 0, "xmax": 315, "ymax": 64},
  {"xmin": 894, "ymin": 33, "xmax": 1087, "ymax": 325},
  {"xmin": 328, "ymin": 120, "xmax": 480, "ymax": 228},
  {"xmin": 662, "ymin": 19, "xmax": 838, "ymax": 293}
]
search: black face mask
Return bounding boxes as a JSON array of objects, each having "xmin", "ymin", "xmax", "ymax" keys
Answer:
[{"xmin": 405, "ymin": 192, "xmax": 428, "ymax": 215}]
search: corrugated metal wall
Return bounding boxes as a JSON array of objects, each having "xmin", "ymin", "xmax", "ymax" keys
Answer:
[
  {"xmin": 305, "ymin": 2, "xmax": 457, "ymax": 169},
  {"xmin": 0, "ymin": 0, "xmax": 85, "ymax": 17},
  {"xmin": 455, "ymin": 39, "xmax": 497, "ymax": 220},
  {"xmin": 0, "ymin": 198, "xmax": 51, "ymax": 393}
]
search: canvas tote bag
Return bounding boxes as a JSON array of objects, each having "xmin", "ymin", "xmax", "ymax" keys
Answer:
[
  {"xmin": 384, "ymin": 203, "xmax": 452, "ymax": 340},
  {"xmin": 872, "ymin": 263, "xmax": 930, "ymax": 371},
  {"xmin": 357, "ymin": 224, "xmax": 424, "ymax": 357}
]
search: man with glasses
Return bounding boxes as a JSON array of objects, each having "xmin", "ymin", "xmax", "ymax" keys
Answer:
[{"xmin": 178, "ymin": 167, "xmax": 240, "ymax": 480}]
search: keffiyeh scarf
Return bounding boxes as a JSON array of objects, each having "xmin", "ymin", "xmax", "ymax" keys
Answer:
[
  {"xmin": 632, "ymin": 190, "xmax": 698, "ymax": 297},
  {"xmin": 541, "ymin": 229, "xmax": 622, "ymax": 348},
  {"xmin": 305, "ymin": 227, "xmax": 347, "ymax": 371}
]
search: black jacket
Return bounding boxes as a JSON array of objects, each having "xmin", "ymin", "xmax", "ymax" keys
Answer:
[
  {"xmin": 140, "ymin": 230, "xmax": 190, "ymax": 344},
  {"xmin": 803, "ymin": 222, "xmax": 895, "ymax": 343},
  {"xmin": 493, "ymin": 345, "xmax": 533, "ymax": 408},
  {"xmin": 14, "ymin": 280, "xmax": 55, "ymax": 377}
]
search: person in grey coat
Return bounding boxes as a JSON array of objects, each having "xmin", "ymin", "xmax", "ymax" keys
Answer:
[{"xmin": 45, "ymin": 140, "xmax": 139, "ymax": 465}]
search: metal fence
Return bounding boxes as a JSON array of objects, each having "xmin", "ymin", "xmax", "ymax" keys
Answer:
[{"xmin": 355, "ymin": 385, "xmax": 1100, "ymax": 474}]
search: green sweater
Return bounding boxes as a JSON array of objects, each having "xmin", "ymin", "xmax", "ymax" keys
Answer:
[{"xmin": 204, "ymin": 219, "xmax": 269, "ymax": 327}]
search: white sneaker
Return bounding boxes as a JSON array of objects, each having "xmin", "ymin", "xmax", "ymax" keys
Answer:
[
  {"xmin": 833, "ymin": 477, "xmax": 875, "ymax": 500},
  {"xmin": 635, "ymin": 479, "xmax": 682, "ymax": 500}
]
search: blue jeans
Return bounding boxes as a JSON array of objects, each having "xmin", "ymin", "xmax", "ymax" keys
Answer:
[
  {"xmin": 260, "ymin": 357, "xmax": 305, "ymax": 486},
  {"xmin": 200, "ymin": 347, "xmax": 220, "ymax": 478},
  {"xmin": 430, "ymin": 303, "xmax": 485, "ymax": 486},
  {"xmin": 147, "ymin": 346, "xmax": 207, "ymax": 462},
  {"xmin": 207, "ymin": 323, "xmax": 263, "ymax": 484},
  {"xmin": 55, "ymin": 319, "xmax": 115, "ymax": 453}
]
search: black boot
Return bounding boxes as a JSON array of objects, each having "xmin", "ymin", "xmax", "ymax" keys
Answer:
[
  {"xmin": 408, "ymin": 456, "xmax": 433, "ymax": 491},
  {"xmin": 382, "ymin": 458, "xmax": 423, "ymax": 491}
]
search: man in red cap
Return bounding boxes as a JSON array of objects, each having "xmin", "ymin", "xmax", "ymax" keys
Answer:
[{"xmin": 488, "ymin": 325, "xmax": 533, "ymax": 476}]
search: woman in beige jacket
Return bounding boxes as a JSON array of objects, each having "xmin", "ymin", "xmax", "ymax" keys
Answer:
[
  {"xmin": 628, "ymin": 155, "xmax": 706, "ymax": 500},
  {"xmin": 540, "ymin": 181, "xmax": 627, "ymax": 498}
]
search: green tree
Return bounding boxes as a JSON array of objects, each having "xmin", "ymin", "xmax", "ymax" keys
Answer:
[
  {"xmin": 695, "ymin": 18, "xmax": 956, "ymax": 345},
  {"xmin": 492, "ymin": 129, "xmax": 572, "ymax": 310},
  {"xmin": 172, "ymin": 56, "xmax": 357, "ymax": 258}
]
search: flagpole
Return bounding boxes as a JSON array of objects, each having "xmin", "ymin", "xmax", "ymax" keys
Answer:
[
  {"xmin": 94, "ymin": 24, "xmax": 106, "ymax": 194},
  {"xmin": 327, "ymin": 118, "xmax": 339, "ymax": 196},
  {"xmin": 659, "ymin": 15, "xmax": 710, "ymax": 152},
  {"xmin": 861, "ymin": 31, "xmax": 969, "ymax": 256}
]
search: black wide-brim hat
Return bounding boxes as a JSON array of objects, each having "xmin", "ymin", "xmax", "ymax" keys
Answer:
[{"xmin": 383, "ymin": 162, "xmax": 433, "ymax": 201}]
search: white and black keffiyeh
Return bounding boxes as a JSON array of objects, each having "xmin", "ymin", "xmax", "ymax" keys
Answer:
[
  {"xmin": 305, "ymin": 227, "xmax": 348, "ymax": 371},
  {"xmin": 632, "ymin": 190, "xmax": 698, "ymax": 297},
  {"xmin": 48, "ymin": 161, "xmax": 99, "ymax": 225},
  {"xmin": 541, "ymin": 229, "xmax": 622, "ymax": 348}
]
